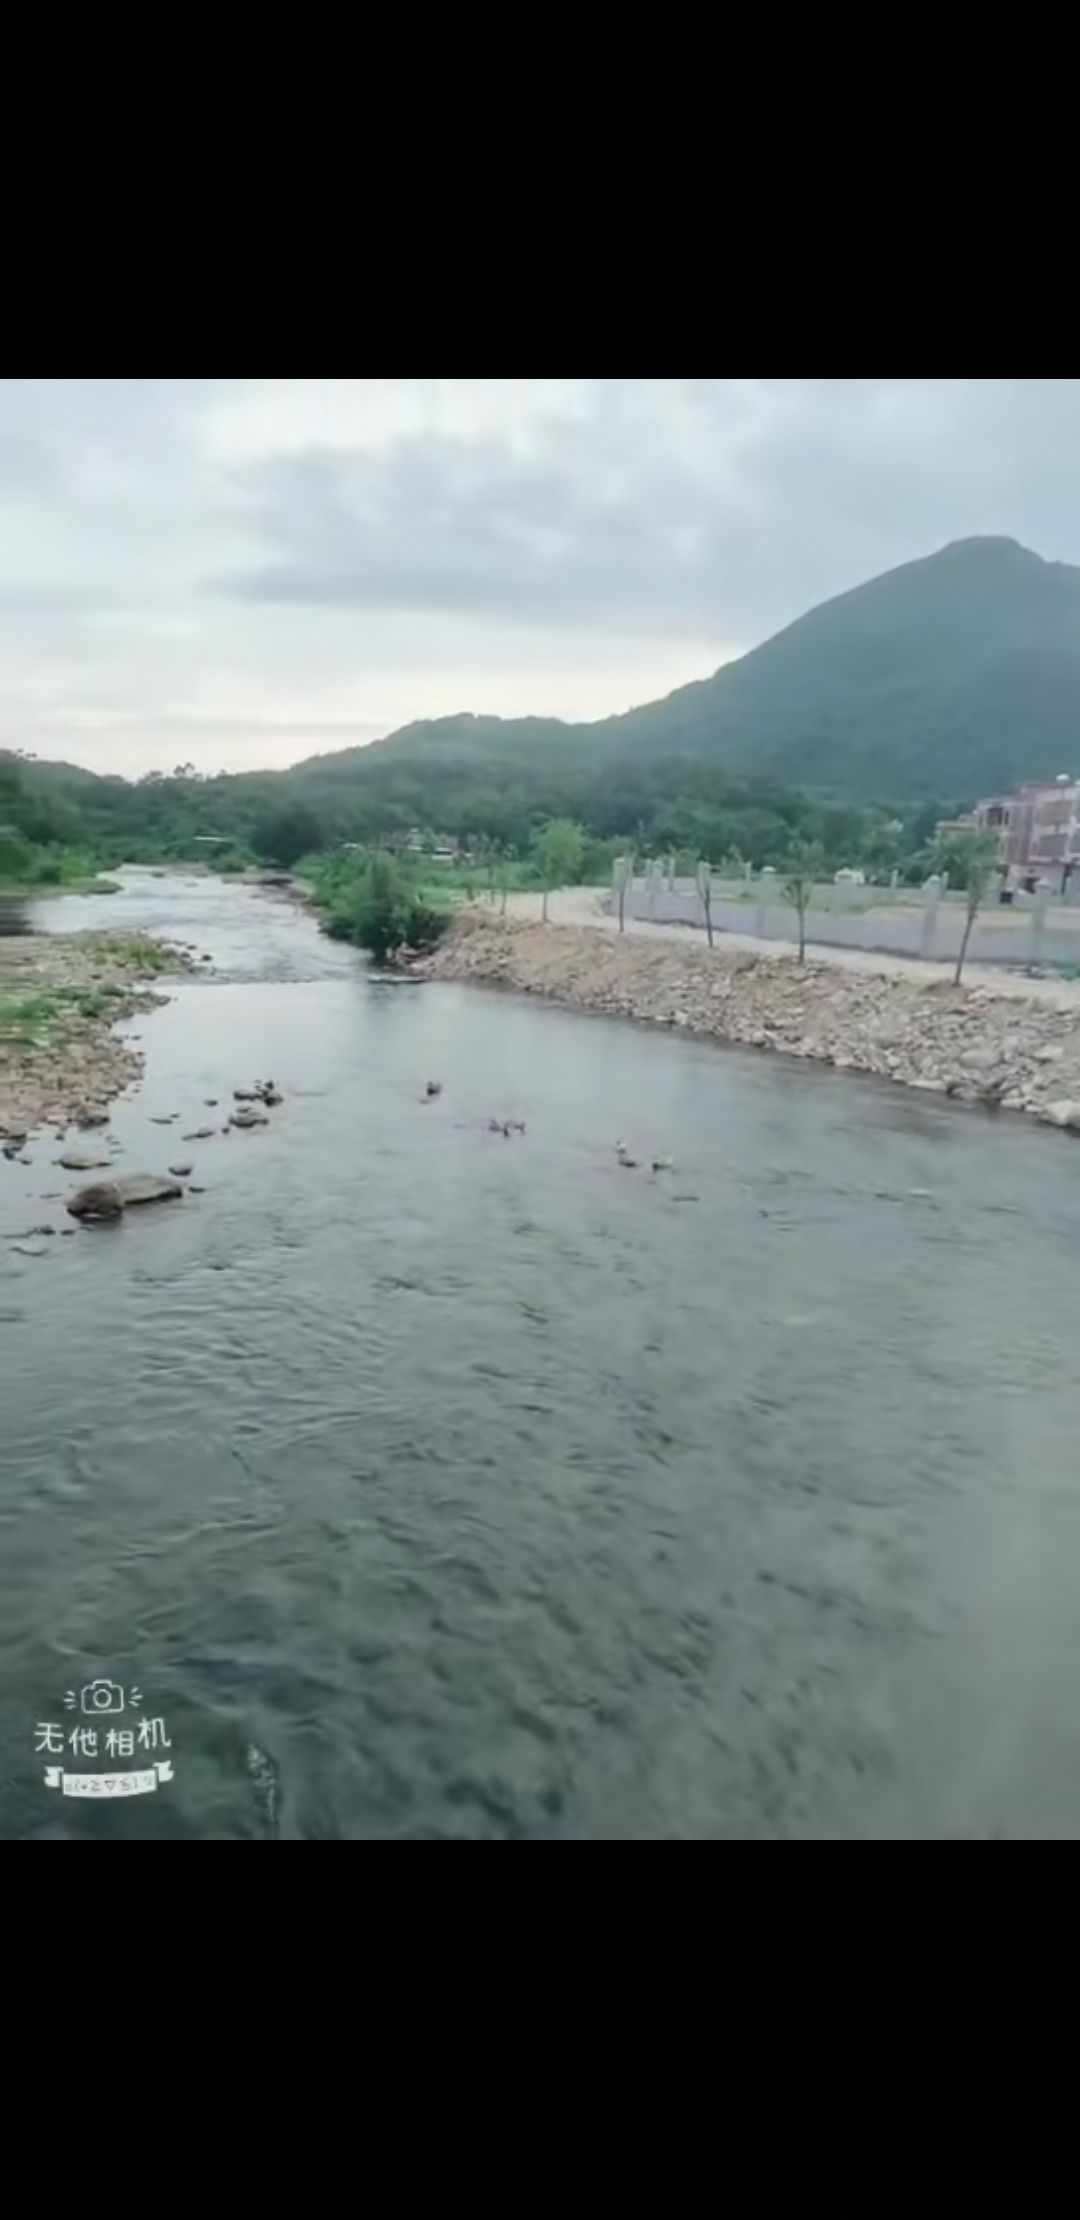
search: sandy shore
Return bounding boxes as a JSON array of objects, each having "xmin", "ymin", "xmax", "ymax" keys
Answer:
[
  {"xmin": 0, "ymin": 931, "xmax": 189, "ymax": 1142},
  {"xmin": 432, "ymin": 910, "xmax": 1080, "ymax": 1134}
]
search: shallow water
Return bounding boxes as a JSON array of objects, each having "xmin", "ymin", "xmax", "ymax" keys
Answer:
[{"xmin": 3, "ymin": 870, "xmax": 1080, "ymax": 1838}]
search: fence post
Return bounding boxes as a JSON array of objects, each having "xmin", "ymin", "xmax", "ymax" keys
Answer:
[
  {"xmin": 920, "ymin": 875, "xmax": 944, "ymax": 960},
  {"xmin": 756, "ymin": 866, "xmax": 776, "ymax": 940},
  {"xmin": 1028, "ymin": 882, "xmax": 1051, "ymax": 967}
]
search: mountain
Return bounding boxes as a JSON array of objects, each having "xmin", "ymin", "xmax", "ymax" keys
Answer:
[
  {"xmin": 8, "ymin": 539, "xmax": 1080, "ymax": 873},
  {"xmin": 293, "ymin": 537, "xmax": 1080, "ymax": 807}
]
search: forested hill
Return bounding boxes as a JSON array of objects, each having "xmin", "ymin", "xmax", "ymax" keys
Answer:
[
  {"xmin": 5, "ymin": 537, "xmax": 1079, "ymax": 877},
  {"xmin": 294, "ymin": 537, "xmax": 1080, "ymax": 805}
]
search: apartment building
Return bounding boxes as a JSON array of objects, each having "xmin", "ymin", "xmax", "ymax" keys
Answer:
[{"xmin": 938, "ymin": 774, "xmax": 1080, "ymax": 883}]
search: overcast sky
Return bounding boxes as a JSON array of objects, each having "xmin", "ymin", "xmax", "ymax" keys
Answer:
[{"xmin": 2, "ymin": 378, "xmax": 1079, "ymax": 778}]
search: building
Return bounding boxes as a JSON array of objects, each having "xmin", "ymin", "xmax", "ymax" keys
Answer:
[
  {"xmin": 938, "ymin": 775, "xmax": 1080, "ymax": 886},
  {"xmin": 1028, "ymin": 778, "xmax": 1080, "ymax": 877}
]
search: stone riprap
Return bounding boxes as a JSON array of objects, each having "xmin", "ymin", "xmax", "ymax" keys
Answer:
[{"xmin": 430, "ymin": 913, "xmax": 1080, "ymax": 1134}]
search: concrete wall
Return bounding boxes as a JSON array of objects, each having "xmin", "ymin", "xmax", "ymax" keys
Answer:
[{"xmin": 620, "ymin": 867, "xmax": 1080, "ymax": 970}]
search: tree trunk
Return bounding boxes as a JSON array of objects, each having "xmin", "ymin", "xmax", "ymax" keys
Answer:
[
  {"xmin": 500, "ymin": 883, "xmax": 508, "ymax": 916},
  {"xmin": 954, "ymin": 907, "xmax": 976, "ymax": 984},
  {"xmin": 797, "ymin": 909, "xmax": 806, "ymax": 963},
  {"xmin": 704, "ymin": 896, "xmax": 714, "ymax": 950},
  {"xmin": 542, "ymin": 884, "xmax": 549, "ymax": 922}
]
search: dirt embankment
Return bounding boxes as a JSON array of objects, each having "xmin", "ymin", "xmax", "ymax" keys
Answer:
[
  {"xmin": 430, "ymin": 912, "xmax": 1080, "ymax": 1133},
  {"xmin": 0, "ymin": 932, "xmax": 190, "ymax": 1143}
]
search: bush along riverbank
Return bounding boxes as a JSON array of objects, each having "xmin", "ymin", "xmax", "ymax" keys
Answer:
[
  {"xmin": 302, "ymin": 849, "xmax": 450, "ymax": 963},
  {"xmin": 0, "ymin": 932, "xmax": 191, "ymax": 1142},
  {"xmin": 430, "ymin": 912, "xmax": 1080, "ymax": 1134}
]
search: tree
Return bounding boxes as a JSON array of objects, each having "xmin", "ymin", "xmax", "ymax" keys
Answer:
[
  {"xmin": 696, "ymin": 859, "xmax": 714, "ymax": 948},
  {"xmin": 326, "ymin": 850, "xmax": 446, "ymax": 962},
  {"xmin": 533, "ymin": 817, "xmax": 586, "ymax": 921},
  {"xmin": 782, "ymin": 841, "xmax": 825, "ymax": 963},
  {"xmin": 941, "ymin": 831, "xmax": 1001, "ymax": 984},
  {"xmin": 252, "ymin": 802, "xmax": 324, "ymax": 868},
  {"xmin": 498, "ymin": 845, "xmax": 517, "ymax": 916}
]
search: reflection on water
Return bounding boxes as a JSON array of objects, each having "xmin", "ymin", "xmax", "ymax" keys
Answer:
[{"xmin": 2, "ymin": 871, "xmax": 1080, "ymax": 1839}]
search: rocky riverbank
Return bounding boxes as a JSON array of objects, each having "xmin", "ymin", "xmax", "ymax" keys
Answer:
[
  {"xmin": 431, "ymin": 912, "xmax": 1080, "ymax": 1132},
  {"xmin": 0, "ymin": 931, "xmax": 190, "ymax": 1143}
]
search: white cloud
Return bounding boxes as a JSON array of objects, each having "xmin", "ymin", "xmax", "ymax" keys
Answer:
[{"xmin": 1, "ymin": 378, "xmax": 1079, "ymax": 775}]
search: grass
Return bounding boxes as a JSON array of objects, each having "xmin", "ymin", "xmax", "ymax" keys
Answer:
[
  {"xmin": 0, "ymin": 932, "xmax": 179, "ymax": 1055},
  {"xmin": 71, "ymin": 931, "xmax": 177, "ymax": 973},
  {"xmin": 0, "ymin": 983, "xmax": 128, "ymax": 1050}
]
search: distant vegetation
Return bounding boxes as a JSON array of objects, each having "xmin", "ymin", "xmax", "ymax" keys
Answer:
[{"xmin": 1, "ymin": 746, "xmax": 947, "ymax": 892}]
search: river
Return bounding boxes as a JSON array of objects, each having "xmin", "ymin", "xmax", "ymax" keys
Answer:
[{"xmin": 2, "ymin": 869, "xmax": 1079, "ymax": 1838}]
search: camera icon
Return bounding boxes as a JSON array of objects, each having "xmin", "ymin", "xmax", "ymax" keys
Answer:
[{"xmin": 80, "ymin": 1678, "xmax": 124, "ymax": 1716}]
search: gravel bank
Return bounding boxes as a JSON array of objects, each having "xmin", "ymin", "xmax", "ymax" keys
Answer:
[
  {"xmin": 0, "ymin": 931, "xmax": 189, "ymax": 1141},
  {"xmin": 432, "ymin": 912, "xmax": 1080, "ymax": 1134}
]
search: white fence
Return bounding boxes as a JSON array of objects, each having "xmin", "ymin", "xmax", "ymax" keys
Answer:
[{"xmin": 614, "ymin": 864, "xmax": 1080, "ymax": 970}]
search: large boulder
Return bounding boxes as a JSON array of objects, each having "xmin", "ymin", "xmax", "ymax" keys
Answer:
[
  {"xmin": 67, "ymin": 1173, "xmax": 183, "ymax": 1219},
  {"xmin": 116, "ymin": 1174, "xmax": 185, "ymax": 1206},
  {"xmin": 67, "ymin": 1181, "xmax": 123, "ymax": 1219}
]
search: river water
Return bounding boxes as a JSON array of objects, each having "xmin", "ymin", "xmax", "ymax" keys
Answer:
[{"xmin": 2, "ymin": 869, "xmax": 1079, "ymax": 1839}]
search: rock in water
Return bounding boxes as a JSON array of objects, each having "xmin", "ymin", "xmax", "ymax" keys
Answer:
[
  {"xmin": 116, "ymin": 1174, "xmax": 184, "ymax": 1206},
  {"xmin": 66, "ymin": 1174, "xmax": 183, "ymax": 1219},
  {"xmin": 57, "ymin": 1152, "xmax": 112, "ymax": 1171},
  {"xmin": 168, "ymin": 1163, "xmax": 194, "ymax": 1178},
  {"xmin": 230, "ymin": 1107, "xmax": 268, "ymax": 1129},
  {"xmin": 66, "ymin": 1181, "xmax": 124, "ymax": 1220},
  {"xmin": 76, "ymin": 1109, "xmax": 110, "ymax": 1128}
]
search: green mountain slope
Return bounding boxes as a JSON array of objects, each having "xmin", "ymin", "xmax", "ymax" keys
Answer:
[
  {"xmin": 294, "ymin": 537, "xmax": 1080, "ymax": 806},
  {"xmin": 8, "ymin": 538, "xmax": 1079, "ymax": 872}
]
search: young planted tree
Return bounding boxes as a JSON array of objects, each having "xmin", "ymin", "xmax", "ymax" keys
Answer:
[
  {"xmin": 498, "ymin": 845, "xmax": 516, "ymax": 916},
  {"xmin": 782, "ymin": 841, "xmax": 825, "ymax": 963},
  {"xmin": 533, "ymin": 817, "xmax": 586, "ymax": 922},
  {"xmin": 696, "ymin": 859, "xmax": 715, "ymax": 948},
  {"xmin": 485, "ymin": 838, "xmax": 500, "ymax": 907},
  {"xmin": 938, "ymin": 830, "xmax": 1001, "ymax": 984}
]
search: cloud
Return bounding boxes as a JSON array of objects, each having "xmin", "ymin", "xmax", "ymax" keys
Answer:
[
  {"xmin": 223, "ymin": 379, "xmax": 1080, "ymax": 645},
  {"xmin": 2, "ymin": 379, "xmax": 1080, "ymax": 773}
]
